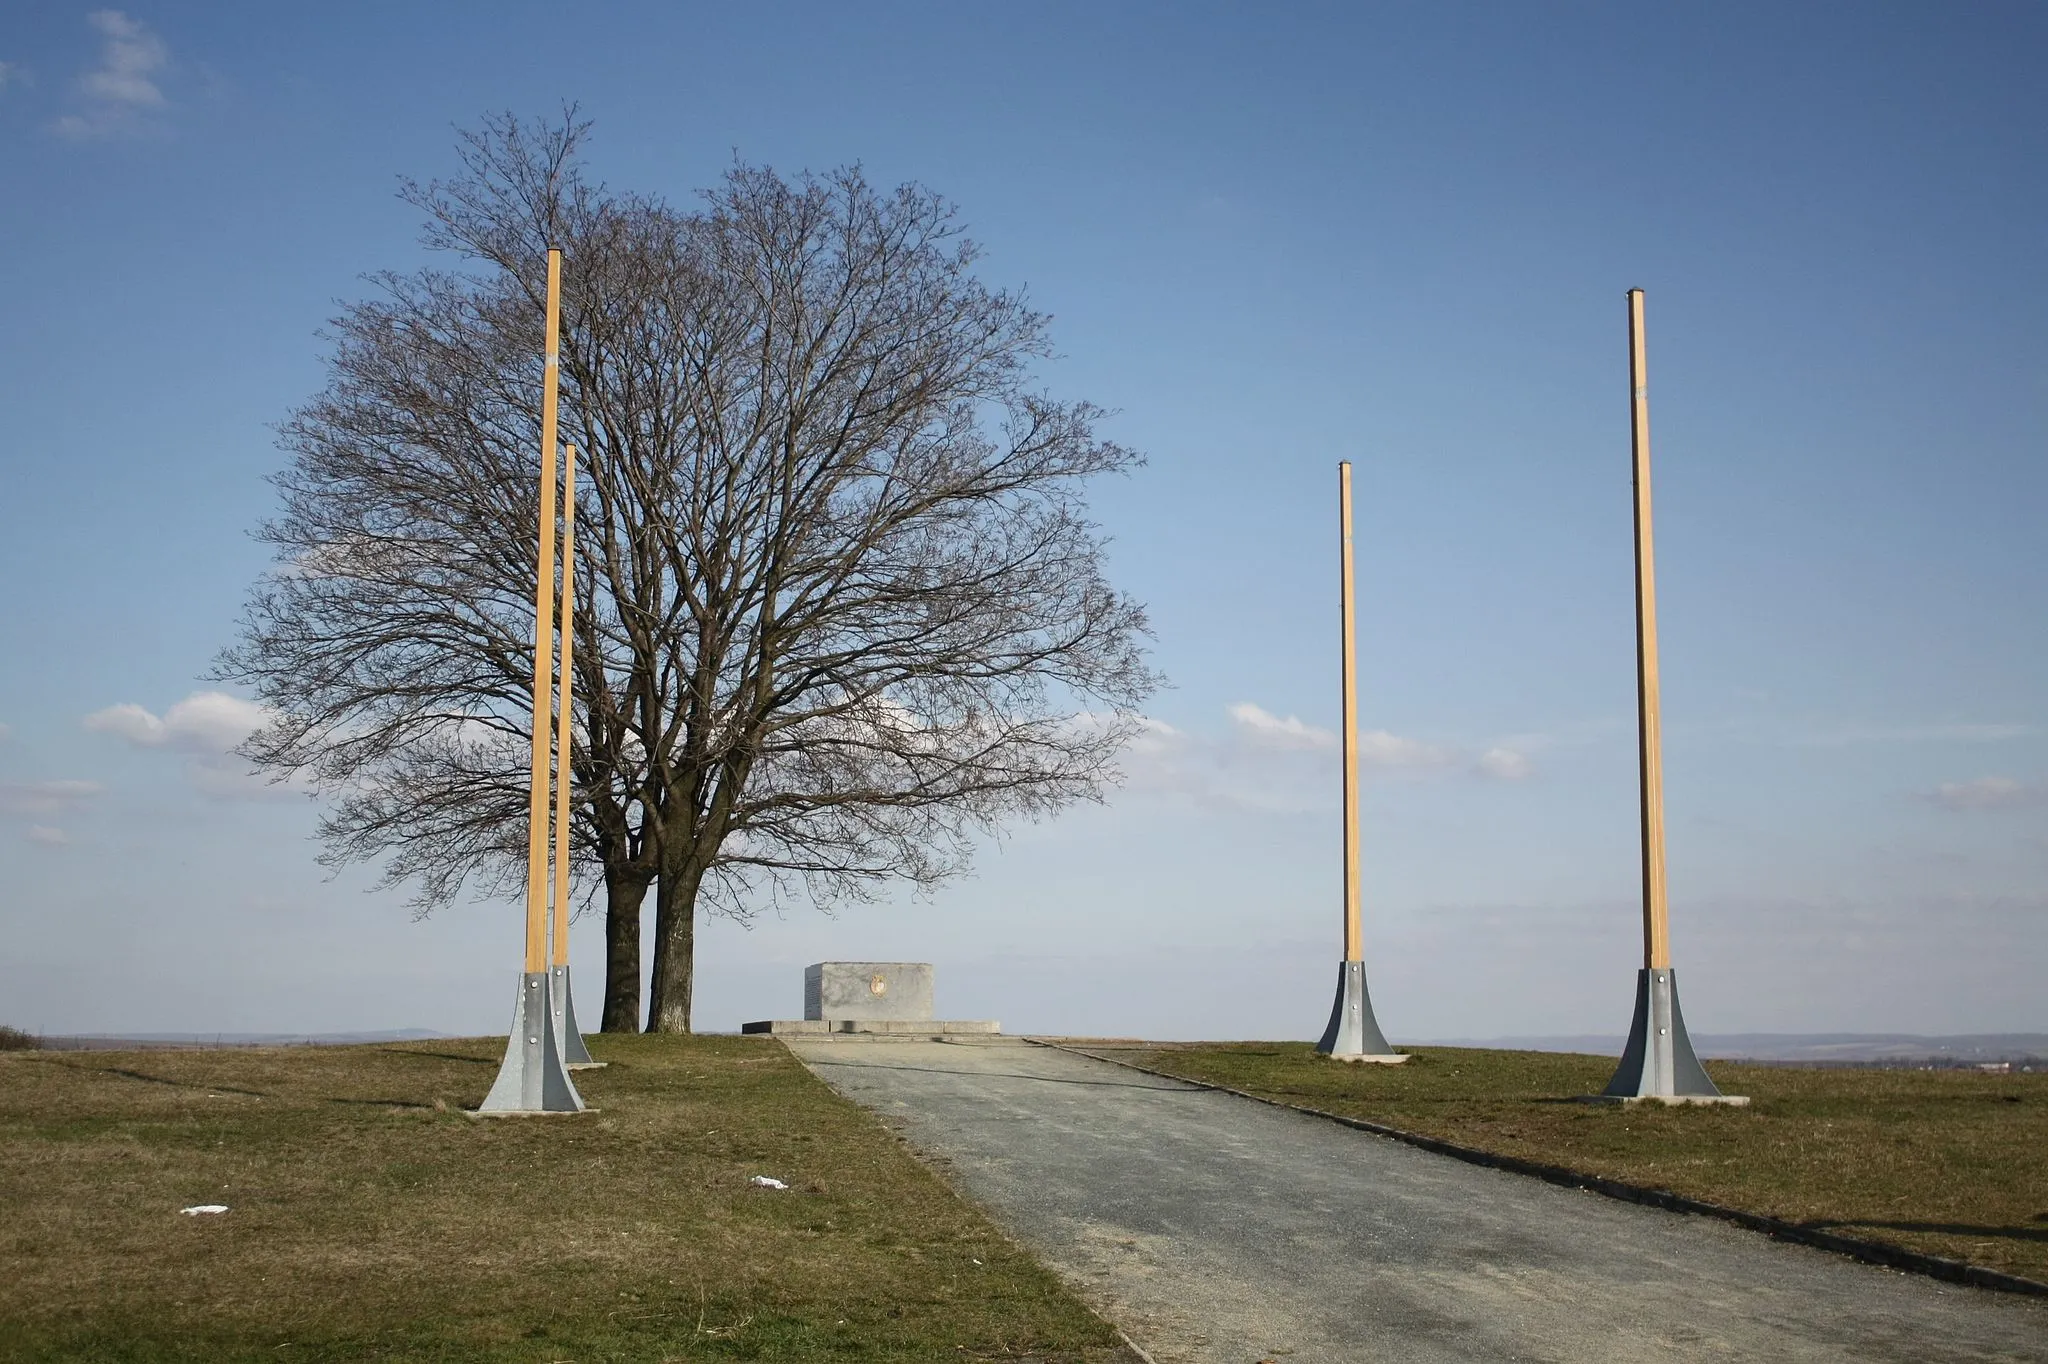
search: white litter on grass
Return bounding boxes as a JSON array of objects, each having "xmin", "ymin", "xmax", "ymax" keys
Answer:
[
  {"xmin": 749, "ymin": 1175, "xmax": 789, "ymax": 1190},
  {"xmin": 179, "ymin": 1205, "xmax": 229, "ymax": 1216}
]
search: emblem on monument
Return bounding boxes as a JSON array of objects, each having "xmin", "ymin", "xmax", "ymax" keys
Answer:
[{"xmin": 869, "ymin": 974, "xmax": 888, "ymax": 996}]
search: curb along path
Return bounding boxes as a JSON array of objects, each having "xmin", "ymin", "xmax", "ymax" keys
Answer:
[{"xmin": 1040, "ymin": 1039, "xmax": 2048, "ymax": 1301}]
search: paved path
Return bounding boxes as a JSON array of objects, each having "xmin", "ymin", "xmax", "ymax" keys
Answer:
[{"xmin": 787, "ymin": 1037, "xmax": 2047, "ymax": 1364}]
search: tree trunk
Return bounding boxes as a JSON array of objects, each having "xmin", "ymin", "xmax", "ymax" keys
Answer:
[
  {"xmin": 599, "ymin": 865, "xmax": 650, "ymax": 1032},
  {"xmin": 645, "ymin": 856, "xmax": 703, "ymax": 1034}
]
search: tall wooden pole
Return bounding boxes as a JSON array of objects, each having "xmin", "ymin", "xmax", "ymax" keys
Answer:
[
  {"xmin": 1591, "ymin": 290, "xmax": 1738, "ymax": 1101},
  {"xmin": 1316, "ymin": 459, "xmax": 1399, "ymax": 1059},
  {"xmin": 1339, "ymin": 461, "xmax": 1362, "ymax": 963},
  {"xmin": 522, "ymin": 248, "xmax": 563, "ymax": 977},
  {"xmin": 477, "ymin": 247, "xmax": 585, "ymax": 1113},
  {"xmin": 550, "ymin": 443, "xmax": 577, "ymax": 968},
  {"xmin": 1628, "ymin": 289, "xmax": 1672, "ymax": 972}
]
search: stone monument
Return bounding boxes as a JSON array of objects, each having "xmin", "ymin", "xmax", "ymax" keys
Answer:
[
  {"xmin": 805, "ymin": 961, "xmax": 934, "ymax": 1021},
  {"xmin": 743, "ymin": 962, "xmax": 999, "ymax": 1037}
]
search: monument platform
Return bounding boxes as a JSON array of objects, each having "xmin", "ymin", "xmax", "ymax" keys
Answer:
[
  {"xmin": 1576, "ymin": 1092, "xmax": 1750, "ymax": 1107},
  {"xmin": 741, "ymin": 1018, "xmax": 1001, "ymax": 1038}
]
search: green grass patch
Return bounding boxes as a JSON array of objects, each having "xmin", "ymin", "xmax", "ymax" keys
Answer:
[
  {"xmin": 1107, "ymin": 1042, "xmax": 2048, "ymax": 1285},
  {"xmin": 0, "ymin": 1035, "xmax": 1129, "ymax": 1362}
]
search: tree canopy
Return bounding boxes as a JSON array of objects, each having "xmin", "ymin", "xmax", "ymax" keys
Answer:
[{"xmin": 219, "ymin": 113, "xmax": 1158, "ymax": 1030}]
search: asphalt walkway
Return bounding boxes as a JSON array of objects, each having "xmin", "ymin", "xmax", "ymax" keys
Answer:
[{"xmin": 786, "ymin": 1037, "xmax": 2047, "ymax": 1363}]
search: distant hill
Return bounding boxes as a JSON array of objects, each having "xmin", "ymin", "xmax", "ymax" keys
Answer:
[
  {"xmin": 37, "ymin": 1029, "xmax": 451, "ymax": 1051},
  {"xmin": 1427, "ymin": 1033, "xmax": 2048, "ymax": 1064}
]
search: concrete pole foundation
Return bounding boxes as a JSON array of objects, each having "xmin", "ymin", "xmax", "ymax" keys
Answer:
[
  {"xmin": 477, "ymin": 971, "xmax": 585, "ymax": 1113},
  {"xmin": 1597, "ymin": 968, "xmax": 1744, "ymax": 1103},
  {"xmin": 549, "ymin": 965, "xmax": 601, "ymax": 1069},
  {"xmin": 1316, "ymin": 960, "xmax": 1406, "ymax": 1063}
]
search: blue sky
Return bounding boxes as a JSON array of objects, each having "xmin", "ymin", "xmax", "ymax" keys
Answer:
[{"xmin": 1, "ymin": 2, "xmax": 2042, "ymax": 1041}]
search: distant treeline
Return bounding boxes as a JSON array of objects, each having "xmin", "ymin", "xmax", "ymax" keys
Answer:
[{"xmin": 1730, "ymin": 1056, "xmax": 2042, "ymax": 1072}]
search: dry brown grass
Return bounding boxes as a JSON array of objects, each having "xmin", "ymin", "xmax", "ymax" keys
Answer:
[
  {"xmin": 1107, "ymin": 1042, "xmax": 2048, "ymax": 1286},
  {"xmin": 0, "ymin": 1034, "xmax": 1128, "ymax": 1362}
]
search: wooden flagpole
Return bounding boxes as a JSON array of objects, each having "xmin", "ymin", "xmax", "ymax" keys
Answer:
[
  {"xmin": 1339, "ymin": 461, "xmax": 1362, "ymax": 963},
  {"xmin": 1628, "ymin": 289, "xmax": 1672, "ymax": 973},
  {"xmin": 522, "ymin": 248, "xmax": 563, "ymax": 977}
]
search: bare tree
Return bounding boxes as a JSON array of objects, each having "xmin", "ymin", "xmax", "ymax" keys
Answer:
[{"xmin": 220, "ymin": 114, "xmax": 1157, "ymax": 1033}]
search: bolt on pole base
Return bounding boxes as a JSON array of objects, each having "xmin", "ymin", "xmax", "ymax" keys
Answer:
[
  {"xmin": 476, "ymin": 972, "xmax": 586, "ymax": 1114},
  {"xmin": 1589, "ymin": 968, "xmax": 1746, "ymax": 1104},
  {"xmin": 1316, "ymin": 960, "xmax": 1407, "ymax": 1063},
  {"xmin": 549, "ymin": 965, "xmax": 603, "ymax": 1069}
]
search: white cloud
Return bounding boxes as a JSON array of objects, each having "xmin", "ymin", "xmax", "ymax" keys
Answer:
[
  {"xmin": 1226, "ymin": 703, "xmax": 1455, "ymax": 770},
  {"xmin": 1800, "ymin": 722, "xmax": 2036, "ymax": 748},
  {"xmin": 26, "ymin": 825, "xmax": 69, "ymax": 847},
  {"xmin": 0, "ymin": 61, "xmax": 23, "ymax": 92},
  {"xmin": 53, "ymin": 10, "xmax": 169, "ymax": 140},
  {"xmin": 80, "ymin": 11, "xmax": 166, "ymax": 105},
  {"xmin": 83, "ymin": 691, "xmax": 290, "ymax": 801},
  {"xmin": 1475, "ymin": 747, "xmax": 1535, "ymax": 780},
  {"xmin": 1114, "ymin": 713, "xmax": 1182, "ymax": 756},
  {"xmin": 185, "ymin": 757, "xmax": 302, "ymax": 801},
  {"xmin": 0, "ymin": 721, "xmax": 12, "ymax": 742},
  {"xmin": 1356, "ymin": 729, "xmax": 1454, "ymax": 769},
  {"xmin": 0, "ymin": 779, "xmax": 103, "ymax": 817},
  {"xmin": 1227, "ymin": 702, "xmax": 1335, "ymax": 751},
  {"xmin": 85, "ymin": 691, "xmax": 269, "ymax": 753},
  {"xmin": 1100, "ymin": 703, "xmax": 1502, "ymax": 813},
  {"xmin": 1926, "ymin": 777, "xmax": 2046, "ymax": 812}
]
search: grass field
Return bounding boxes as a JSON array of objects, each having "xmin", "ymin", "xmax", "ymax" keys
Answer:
[
  {"xmin": 1104, "ymin": 1042, "xmax": 2048, "ymax": 1286},
  {"xmin": 0, "ymin": 1035, "xmax": 1130, "ymax": 1363}
]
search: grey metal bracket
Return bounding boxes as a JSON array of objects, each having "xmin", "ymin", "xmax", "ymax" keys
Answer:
[
  {"xmin": 549, "ymin": 965, "xmax": 602, "ymax": 1069},
  {"xmin": 1598, "ymin": 968, "xmax": 1743, "ymax": 1102},
  {"xmin": 476, "ymin": 971, "xmax": 585, "ymax": 1113},
  {"xmin": 1316, "ymin": 959, "xmax": 1406, "ymax": 1062}
]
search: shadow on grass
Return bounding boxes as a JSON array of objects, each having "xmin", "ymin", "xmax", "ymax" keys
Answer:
[
  {"xmin": 376, "ymin": 1048, "xmax": 496, "ymax": 1067},
  {"xmin": 42, "ymin": 1061, "xmax": 271, "ymax": 1098}
]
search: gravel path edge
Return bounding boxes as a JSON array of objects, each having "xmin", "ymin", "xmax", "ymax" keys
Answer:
[{"xmin": 1030, "ymin": 1038, "xmax": 2048, "ymax": 1301}]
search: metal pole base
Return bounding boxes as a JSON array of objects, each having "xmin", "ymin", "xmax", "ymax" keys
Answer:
[
  {"xmin": 477, "ymin": 971, "xmax": 585, "ymax": 1113},
  {"xmin": 1597, "ymin": 968, "xmax": 1744, "ymax": 1102},
  {"xmin": 1316, "ymin": 960, "xmax": 1406, "ymax": 1062},
  {"xmin": 549, "ymin": 965, "xmax": 603, "ymax": 1069}
]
